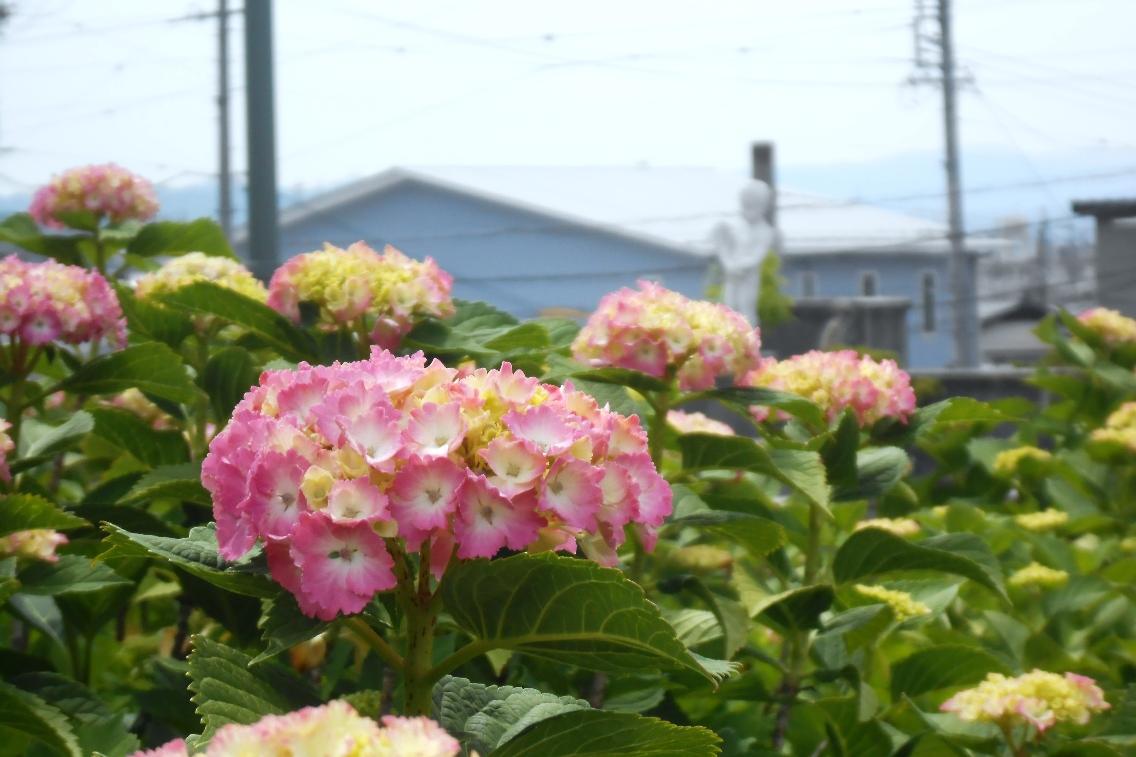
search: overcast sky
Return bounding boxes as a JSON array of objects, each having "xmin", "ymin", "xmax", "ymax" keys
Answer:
[{"xmin": 1, "ymin": 0, "xmax": 1134, "ymax": 200}]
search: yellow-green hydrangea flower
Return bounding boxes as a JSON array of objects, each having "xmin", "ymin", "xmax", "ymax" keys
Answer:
[
  {"xmin": 855, "ymin": 517, "xmax": 920, "ymax": 538},
  {"xmin": 1013, "ymin": 509, "xmax": 1069, "ymax": 532},
  {"xmin": 941, "ymin": 669, "xmax": 1109, "ymax": 733},
  {"xmin": 853, "ymin": 584, "xmax": 930, "ymax": 622},
  {"xmin": 1091, "ymin": 402, "xmax": 1136, "ymax": 453},
  {"xmin": 135, "ymin": 252, "xmax": 267, "ymax": 303},
  {"xmin": 1008, "ymin": 562, "xmax": 1069, "ymax": 589},
  {"xmin": 992, "ymin": 446, "xmax": 1052, "ymax": 477}
]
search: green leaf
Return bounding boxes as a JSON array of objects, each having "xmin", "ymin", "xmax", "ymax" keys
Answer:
[
  {"xmin": 665, "ymin": 510, "xmax": 787, "ymax": 562},
  {"xmin": 484, "ymin": 323, "xmax": 551, "ymax": 353},
  {"xmin": 432, "ymin": 676, "xmax": 589, "ymax": 755},
  {"xmin": 115, "ymin": 284, "xmax": 194, "ymax": 348},
  {"xmin": 17, "ymin": 555, "xmax": 130, "ymax": 596},
  {"xmin": 0, "ymin": 679, "xmax": 81, "ymax": 757},
  {"xmin": 680, "ymin": 386, "xmax": 825, "ymax": 429},
  {"xmin": 159, "ymin": 282, "xmax": 317, "ymax": 362},
  {"xmin": 568, "ymin": 368, "xmax": 670, "ymax": 393},
  {"xmin": 120, "ymin": 462, "xmax": 210, "ymax": 505},
  {"xmin": 439, "ymin": 552, "xmax": 724, "ymax": 683},
  {"xmin": 818, "ymin": 604, "xmax": 895, "ymax": 652},
  {"xmin": 832, "ymin": 530, "xmax": 1008, "ymax": 602},
  {"xmin": 489, "ymin": 709, "xmax": 721, "ymax": 756},
  {"xmin": 0, "ymin": 213, "xmax": 85, "ymax": 265},
  {"xmin": 908, "ymin": 398, "xmax": 1013, "ymax": 439},
  {"xmin": 833, "ymin": 447, "xmax": 910, "ymax": 501},
  {"xmin": 23, "ymin": 411, "xmax": 95, "ymax": 459},
  {"xmin": 891, "ymin": 645, "xmax": 1011, "ymax": 700},
  {"xmin": 202, "ymin": 346, "xmax": 260, "ymax": 421},
  {"xmin": 13, "ymin": 673, "xmax": 140, "ymax": 757},
  {"xmin": 679, "ymin": 434, "xmax": 830, "ymax": 513},
  {"xmin": 126, "ymin": 218, "xmax": 235, "ymax": 258},
  {"xmin": 185, "ymin": 635, "xmax": 320, "ymax": 750},
  {"xmin": 251, "ymin": 593, "xmax": 328, "ymax": 665},
  {"xmin": 61, "ymin": 342, "xmax": 198, "ymax": 404},
  {"xmin": 0, "ymin": 494, "xmax": 88, "ymax": 538},
  {"xmin": 100, "ymin": 523, "xmax": 277, "ymax": 598},
  {"xmin": 90, "ymin": 408, "xmax": 190, "ymax": 468},
  {"xmin": 751, "ymin": 585, "xmax": 835, "ymax": 632}
]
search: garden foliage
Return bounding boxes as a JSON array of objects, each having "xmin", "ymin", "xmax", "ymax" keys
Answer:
[{"xmin": 0, "ymin": 164, "xmax": 1134, "ymax": 756}]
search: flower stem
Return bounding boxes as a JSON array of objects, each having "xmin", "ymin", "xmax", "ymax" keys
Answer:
[
  {"xmin": 343, "ymin": 616, "xmax": 404, "ymax": 673},
  {"xmin": 401, "ymin": 544, "xmax": 439, "ymax": 716}
]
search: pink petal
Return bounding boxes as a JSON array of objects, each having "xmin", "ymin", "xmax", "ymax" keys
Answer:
[{"xmin": 538, "ymin": 458, "xmax": 603, "ymax": 530}]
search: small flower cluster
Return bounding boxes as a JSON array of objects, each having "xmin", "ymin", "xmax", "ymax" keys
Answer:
[
  {"xmin": 667, "ymin": 410, "xmax": 735, "ymax": 437},
  {"xmin": 571, "ymin": 281, "xmax": 761, "ymax": 391},
  {"xmin": 29, "ymin": 163, "xmax": 158, "ymax": 229},
  {"xmin": 744, "ymin": 350, "xmax": 916, "ymax": 426},
  {"xmin": 992, "ymin": 446, "xmax": 1052, "ymax": 477},
  {"xmin": 853, "ymin": 584, "xmax": 930, "ymax": 622},
  {"xmin": 1077, "ymin": 307, "xmax": 1136, "ymax": 346},
  {"xmin": 1091, "ymin": 402, "xmax": 1136, "ymax": 453},
  {"xmin": 203, "ymin": 349, "xmax": 671, "ymax": 620},
  {"xmin": 268, "ymin": 242, "xmax": 454, "ymax": 350},
  {"xmin": 103, "ymin": 388, "xmax": 174, "ymax": 430},
  {"xmin": 1014, "ymin": 509, "xmax": 1069, "ymax": 532},
  {"xmin": 941, "ymin": 670, "xmax": 1109, "ymax": 734},
  {"xmin": 0, "ymin": 529, "xmax": 68, "ymax": 563},
  {"xmin": 855, "ymin": 517, "xmax": 920, "ymax": 538},
  {"xmin": 1008, "ymin": 562, "xmax": 1069, "ymax": 589},
  {"xmin": 136, "ymin": 252, "xmax": 267, "ymax": 304},
  {"xmin": 0, "ymin": 256, "xmax": 125, "ymax": 347},
  {"xmin": 131, "ymin": 702, "xmax": 459, "ymax": 757}
]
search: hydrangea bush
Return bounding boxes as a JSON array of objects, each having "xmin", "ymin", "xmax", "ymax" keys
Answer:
[{"xmin": 0, "ymin": 164, "xmax": 1132, "ymax": 756}]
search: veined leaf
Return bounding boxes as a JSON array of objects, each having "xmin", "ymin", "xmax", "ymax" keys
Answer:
[
  {"xmin": 751, "ymin": 585, "xmax": 835, "ymax": 632},
  {"xmin": 185, "ymin": 635, "xmax": 319, "ymax": 750},
  {"xmin": 568, "ymin": 368, "xmax": 670, "ymax": 393},
  {"xmin": 891, "ymin": 645, "xmax": 1011, "ymax": 700},
  {"xmin": 202, "ymin": 346, "xmax": 260, "ymax": 421},
  {"xmin": 251, "ymin": 593, "xmax": 328, "ymax": 665},
  {"xmin": 114, "ymin": 284, "xmax": 194, "ymax": 348},
  {"xmin": 159, "ymin": 281, "xmax": 317, "ymax": 362},
  {"xmin": 90, "ymin": 408, "xmax": 190, "ymax": 468},
  {"xmin": 121, "ymin": 462, "xmax": 209, "ymax": 505},
  {"xmin": 833, "ymin": 530, "xmax": 1008, "ymax": 602},
  {"xmin": 126, "ymin": 218, "xmax": 235, "ymax": 258},
  {"xmin": 833, "ymin": 447, "xmax": 910, "ymax": 501},
  {"xmin": 678, "ymin": 386, "xmax": 825, "ymax": 429},
  {"xmin": 489, "ymin": 709, "xmax": 721, "ymax": 757},
  {"xmin": 679, "ymin": 434, "xmax": 830, "ymax": 513},
  {"xmin": 100, "ymin": 524, "xmax": 277, "ymax": 598},
  {"xmin": 0, "ymin": 213, "xmax": 85, "ymax": 265},
  {"xmin": 23, "ymin": 411, "xmax": 95, "ymax": 459},
  {"xmin": 439, "ymin": 552, "xmax": 725, "ymax": 683},
  {"xmin": 432, "ymin": 676, "xmax": 589, "ymax": 755},
  {"xmin": 0, "ymin": 494, "xmax": 88, "ymax": 538},
  {"xmin": 13, "ymin": 672, "xmax": 140, "ymax": 757},
  {"xmin": 665, "ymin": 510, "xmax": 787, "ymax": 562},
  {"xmin": 61, "ymin": 342, "xmax": 198, "ymax": 404},
  {"xmin": 17, "ymin": 555, "xmax": 131, "ymax": 596},
  {"xmin": 0, "ymin": 679, "xmax": 81, "ymax": 757}
]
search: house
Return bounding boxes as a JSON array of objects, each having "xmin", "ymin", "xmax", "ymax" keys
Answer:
[
  {"xmin": 1072, "ymin": 199, "xmax": 1136, "ymax": 316},
  {"xmin": 248, "ymin": 165, "xmax": 1009, "ymax": 369}
]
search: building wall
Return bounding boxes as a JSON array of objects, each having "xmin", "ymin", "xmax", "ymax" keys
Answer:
[
  {"xmin": 263, "ymin": 180, "xmax": 711, "ymax": 319},
  {"xmin": 1095, "ymin": 218, "xmax": 1136, "ymax": 316},
  {"xmin": 780, "ymin": 253, "xmax": 955, "ymax": 368}
]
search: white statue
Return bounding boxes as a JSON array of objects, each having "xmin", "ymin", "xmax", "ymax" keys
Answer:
[{"xmin": 712, "ymin": 180, "xmax": 776, "ymax": 324}]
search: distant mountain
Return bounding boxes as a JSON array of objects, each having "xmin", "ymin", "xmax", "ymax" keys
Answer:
[{"xmin": 3, "ymin": 147, "xmax": 1133, "ymax": 242}]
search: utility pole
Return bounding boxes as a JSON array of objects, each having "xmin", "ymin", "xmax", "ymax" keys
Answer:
[
  {"xmin": 911, "ymin": 0, "xmax": 980, "ymax": 367},
  {"xmin": 244, "ymin": 0, "xmax": 279, "ymax": 280},
  {"xmin": 217, "ymin": 0, "xmax": 233, "ymax": 240}
]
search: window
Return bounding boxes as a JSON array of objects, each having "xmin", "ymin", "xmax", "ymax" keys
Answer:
[
  {"xmin": 860, "ymin": 272, "xmax": 879, "ymax": 296},
  {"xmin": 801, "ymin": 271, "xmax": 817, "ymax": 297},
  {"xmin": 921, "ymin": 272, "xmax": 937, "ymax": 332}
]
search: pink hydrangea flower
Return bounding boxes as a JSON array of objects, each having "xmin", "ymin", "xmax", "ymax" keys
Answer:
[
  {"xmin": 571, "ymin": 280, "xmax": 762, "ymax": 390},
  {"xmin": 267, "ymin": 242, "xmax": 454, "ymax": 349},
  {"xmin": 29, "ymin": 163, "xmax": 158, "ymax": 229},
  {"xmin": 203, "ymin": 350, "xmax": 671, "ymax": 619},
  {"xmin": 0, "ymin": 529, "xmax": 68, "ymax": 562},
  {"xmin": 0, "ymin": 419, "xmax": 13, "ymax": 483},
  {"xmin": 127, "ymin": 702, "xmax": 460, "ymax": 756},
  {"xmin": 744, "ymin": 349, "xmax": 916, "ymax": 426},
  {"xmin": 0, "ymin": 256, "xmax": 125, "ymax": 348}
]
